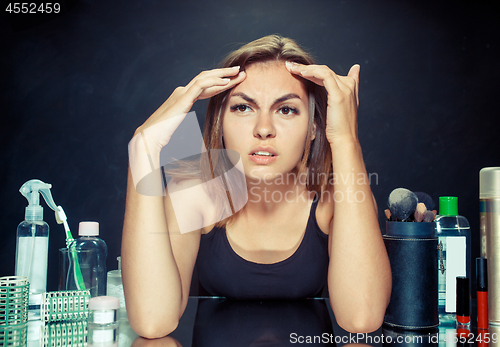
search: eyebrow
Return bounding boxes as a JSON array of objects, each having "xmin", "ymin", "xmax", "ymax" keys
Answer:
[{"xmin": 230, "ymin": 92, "xmax": 302, "ymax": 105}]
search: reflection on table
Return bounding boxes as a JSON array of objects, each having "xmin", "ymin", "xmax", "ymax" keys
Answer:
[
  {"xmin": 132, "ymin": 297, "xmax": 380, "ymax": 347},
  {"xmin": 3, "ymin": 296, "xmax": 496, "ymax": 346}
]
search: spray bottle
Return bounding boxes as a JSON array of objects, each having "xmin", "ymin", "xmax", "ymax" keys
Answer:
[{"xmin": 15, "ymin": 179, "xmax": 60, "ymax": 319}]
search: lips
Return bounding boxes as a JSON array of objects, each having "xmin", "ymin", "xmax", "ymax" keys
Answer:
[
  {"xmin": 248, "ymin": 146, "xmax": 278, "ymax": 164},
  {"xmin": 249, "ymin": 147, "xmax": 278, "ymax": 157}
]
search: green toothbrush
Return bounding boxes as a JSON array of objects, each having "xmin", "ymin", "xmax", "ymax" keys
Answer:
[{"xmin": 55, "ymin": 206, "xmax": 86, "ymax": 291}]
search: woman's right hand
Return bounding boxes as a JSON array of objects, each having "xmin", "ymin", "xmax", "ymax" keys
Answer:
[
  {"xmin": 137, "ymin": 66, "xmax": 245, "ymax": 147},
  {"xmin": 129, "ymin": 67, "xmax": 246, "ymax": 191}
]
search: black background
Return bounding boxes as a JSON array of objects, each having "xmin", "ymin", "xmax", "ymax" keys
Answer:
[{"xmin": 1, "ymin": 0, "xmax": 499, "ymax": 298}]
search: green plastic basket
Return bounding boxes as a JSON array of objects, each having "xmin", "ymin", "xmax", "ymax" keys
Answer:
[
  {"xmin": 43, "ymin": 320, "xmax": 88, "ymax": 347},
  {"xmin": 0, "ymin": 323, "xmax": 28, "ymax": 347},
  {"xmin": 0, "ymin": 276, "xmax": 29, "ymax": 327},
  {"xmin": 41, "ymin": 290, "xmax": 91, "ymax": 323}
]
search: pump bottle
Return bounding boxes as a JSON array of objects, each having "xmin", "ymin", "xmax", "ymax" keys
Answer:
[{"xmin": 434, "ymin": 196, "xmax": 471, "ymax": 325}]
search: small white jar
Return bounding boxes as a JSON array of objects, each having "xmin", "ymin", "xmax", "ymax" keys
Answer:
[
  {"xmin": 88, "ymin": 296, "xmax": 120, "ymax": 345},
  {"xmin": 89, "ymin": 296, "xmax": 120, "ymax": 325}
]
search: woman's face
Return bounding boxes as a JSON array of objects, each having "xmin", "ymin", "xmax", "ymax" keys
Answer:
[{"xmin": 222, "ymin": 60, "xmax": 312, "ymax": 184}]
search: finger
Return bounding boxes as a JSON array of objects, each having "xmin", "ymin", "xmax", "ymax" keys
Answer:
[
  {"xmin": 285, "ymin": 62, "xmax": 325, "ymax": 89},
  {"xmin": 294, "ymin": 64, "xmax": 344, "ymax": 94},
  {"xmin": 347, "ymin": 64, "xmax": 360, "ymax": 105},
  {"xmin": 214, "ymin": 65, "xmax": 243, "ymax": 79},
  {"xmin": 206, "ymin": 65, "xmax": 242, "ymax": 77},
  {"xmin": 207, "ymin": 70, "xmax": 247, "ymax": 95},
  {"xmin": 185, "ymin": 71, "xmax": 246, "ymax": 101},
  {"xmin": 287, "ymin": 61, "xmax": 357, "ymax": 93},
  {"xmin": 285, "ymin": 61, "xmax": 312, "ymax": 79},
  {"xmin": 347, "ymin": 64, "xmax": 360, "ymax": 81},
  {"xmin": 186, "ymin": 66, "xmax": 241, "ymax": 89},
  {"xmin": 300, "ymin": 66, "xmax": 358, "ymax": 105},
  {"xmin": 285, "ymin": 61, "xmax": 302, "ymax": 72},
  {"xmin": 286, "ymin": 61, "xmax": 350, "ymax": 95}
]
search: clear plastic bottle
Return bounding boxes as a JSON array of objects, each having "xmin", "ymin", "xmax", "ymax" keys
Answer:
[
  {"xmin": 69, "ymin": 221, "xmax": 108, "ymax": 297},
  {"xmin": 15, "ymin": 179, "xmax": 56, "ymax": 320},
  {"xmin": 434, "ymin": 196, "xmax": 471, "ymax": 326},
  {"xmin": 16, "ymin": 220, "xmax": 49, "ymax": 317}
]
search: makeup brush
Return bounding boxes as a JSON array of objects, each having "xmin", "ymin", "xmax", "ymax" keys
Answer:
[
  {"xmin": 385, "ymin": 209, "xmax": 392, "ymax": 221},
  {"xmin": 414, "ymin": 203, "xmax": 427, "ymax": 222},
  {"xmin": 388, "ymin": 188, "xmax": 419, "ymax": 222},
  {"xmin": 414, "ymin": 192, "xmax": 435, "ymax": 210},
  {"xmin": 423, "ymin": 210, "xmax": 436, "ymax": 222}
]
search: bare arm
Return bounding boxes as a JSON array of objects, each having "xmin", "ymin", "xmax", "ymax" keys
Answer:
[
  {"xmin": 287, "ymin": 62, "xmax": 391, "ymax": 333},
  {"xmin": 327, "ymin": 141, "xmax": 391, "ymax": 333},
  {"xmin": 122, "ymin": 67, "xmax": 246, "ymax": 338},
  {"xmin": 122, "ymin": 168, "xmax": 188, "ymax": 338}
]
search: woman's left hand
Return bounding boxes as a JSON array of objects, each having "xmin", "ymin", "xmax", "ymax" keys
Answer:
[{"xmin": 285, "ymin": 62, "xmax": 360, "ymax": 146}]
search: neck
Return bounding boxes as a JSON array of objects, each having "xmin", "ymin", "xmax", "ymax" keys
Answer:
[{"xmin": 244, "ymin": 176, "xmax": 313, "ymax": 212}]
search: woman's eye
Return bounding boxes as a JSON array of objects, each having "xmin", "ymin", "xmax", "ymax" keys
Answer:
[
  {"xmin": 230, "ymin": 104, "xmax": 251, "ymax": 113},
  {"xmin": 278, "ymin": 106, "xmax": 299, "ymax": 116}
]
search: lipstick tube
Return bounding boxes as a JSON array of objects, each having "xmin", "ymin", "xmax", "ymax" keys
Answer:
[
  {"xmin": 456, "ymin": 277, "xmax": 470, "ymax": 326},
  {"xmin": 477, "ymin": 257, "xmax": 489, "ymax": 329}
]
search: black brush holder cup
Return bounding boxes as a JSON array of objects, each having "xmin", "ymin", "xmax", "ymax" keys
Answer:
[{"xmin": 383, "ymin": 221, "xmax": 438, "ymax": 331}]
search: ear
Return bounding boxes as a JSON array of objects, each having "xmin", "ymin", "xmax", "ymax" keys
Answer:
[{"xmin": 311, "ymin": 121, "xmax": 316, "ymax": 141}]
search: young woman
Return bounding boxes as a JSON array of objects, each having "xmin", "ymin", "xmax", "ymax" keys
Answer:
[{"xmin": 122, "ymin": 35, "xmax": 391, "ymax": 338}]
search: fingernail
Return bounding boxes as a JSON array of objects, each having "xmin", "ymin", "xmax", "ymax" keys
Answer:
[
  {"xmin": 222, "ymin": 78, "xmax": 230, "ymax": 83},
  {"xmin": 232, "ymin": 66, "xmax": 240, "ymax": 70},
  {"xmin": 285, "ymin": 61, "xmax": 293, "ymax": 70}
]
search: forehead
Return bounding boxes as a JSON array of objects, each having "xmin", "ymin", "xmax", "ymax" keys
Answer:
[{"xmin": 230, "ymin": 61, "xmax": 308, "ymax": 100}]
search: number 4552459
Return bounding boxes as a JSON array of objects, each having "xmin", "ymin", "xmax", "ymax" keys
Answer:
[{"xmin": 5, "ymin": 3, "xmax": 61, "ymax": 14}]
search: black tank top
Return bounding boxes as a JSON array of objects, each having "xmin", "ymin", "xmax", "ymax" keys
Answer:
[{"xmin": 195, "ymin": 198, "xmax": 329, "ymax": 300}]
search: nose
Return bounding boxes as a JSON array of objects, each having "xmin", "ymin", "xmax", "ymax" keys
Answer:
[{"xmin": 253, "ymin": 111, "xmax": 276, "ymax": 139}]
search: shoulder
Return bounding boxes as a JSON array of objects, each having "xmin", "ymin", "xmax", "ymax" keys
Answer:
[
  {"xmin": 164, "ymin": 177, "xmax": 218, "ymax": 235},
  {"xmin": 314, "ymin": 186, "xmax": 378, "ymax": 235},
  {"xmin": 315, "ymin": 187, "xmax": 334, "ymax": 235},
  {"xmin": 166, "ymin": 177, "xmax": 204, "ymax": 192}
]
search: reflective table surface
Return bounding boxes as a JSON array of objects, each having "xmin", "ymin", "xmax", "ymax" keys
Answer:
[{"xmin": 2, "ymin": 297, "xmax": 497, "ymax": 346}]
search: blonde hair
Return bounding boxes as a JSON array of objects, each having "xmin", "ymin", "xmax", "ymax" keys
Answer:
[{"xmin": 167, "ymin": 35, "xmax": 332, "ymax": 227}]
